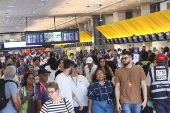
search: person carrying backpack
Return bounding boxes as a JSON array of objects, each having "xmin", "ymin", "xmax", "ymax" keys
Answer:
[
  {"xmin": 135, "ymin": 51, "xmax": 153, "ymax": 113},
  {"xmin": 0, "ymin": 65, "xmax": 21, "ymax": 113}
]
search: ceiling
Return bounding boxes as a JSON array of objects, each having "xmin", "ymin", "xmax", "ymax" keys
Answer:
[{"xmin": 0, "ymin": 0, "xmax": 161, "ymax": 33}]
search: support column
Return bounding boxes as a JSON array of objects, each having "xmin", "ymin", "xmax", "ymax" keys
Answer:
[
  {"xmin": 70, "ymin": 26, "xmax": 75, "ymax": 29},
  {"xmin": 88, "ymin": 20, "xmax": 91, "ymax": 32},
  {"xmin": 141, "ymin": 3, "xmax": 150, "ymax": 16},
  {"xmin": 78, "ymin": 23, "xmax": 84, "ymax": 31},
  {"xmin": 113, "ymin": 10, "xmax": 126, "ymax": 23},
  {"xmin": 91, "ymin": 15, "xmax": 106, "ymax": 50}
]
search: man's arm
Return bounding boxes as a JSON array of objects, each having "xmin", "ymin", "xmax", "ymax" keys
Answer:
[
  {"xmin": 115, "ymin": 83, "xmax": 122, "ymax": 112},
  {"xmin": 88, "ymin": 99, "xmax": 92, "ymax": 113},
  {"xmin": 11, "ymin": 93, "xmax": 21, "ymax": 113},
  {"xmin": 140, "ymin": 80, "xmax": 147, "ymax": 110},
  {"xmin": 72, "ymin": 91, "xmax": 83, "ymax": 110},
  {"xmin": 36, "ymin": 100, "xmax": 42, "ymax": 110}
]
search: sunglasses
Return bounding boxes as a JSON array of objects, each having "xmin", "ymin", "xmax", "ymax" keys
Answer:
[{"xmin": 121, "ymin": 57, "xmax": 129, "ymax": 60}]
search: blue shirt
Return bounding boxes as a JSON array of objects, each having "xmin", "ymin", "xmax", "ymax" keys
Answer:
[
  {"xmin": 34, "ymin": 82, "xmax": 49, "ymax": 105},
  {"xmin": 87, "ymin": 80, "xmax": 114, "ymax": 104},
  {"xmin": 0, "ymin": 76, "xmax": 20, "ymax": 113}
]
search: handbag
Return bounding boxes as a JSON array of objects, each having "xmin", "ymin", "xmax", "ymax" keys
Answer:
[{"xmin": 63, "ymin": 97, "xmax": 70, "ymax": 113}]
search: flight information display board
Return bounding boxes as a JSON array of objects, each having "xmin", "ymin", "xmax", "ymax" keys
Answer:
[
  {"xmin": 151, "ymin": 33, "xmax": 158, "ymax": 41},
  {"xmin": 133, "ymin": 36, "xmax": 139, "ymax": 43},
  {"xmin": 123, "ymin": 37, "xmax": 128, "ymax": 43},
  {"xmin": 114, "ymin": 38, "xmax": 119, "ymax": 44},
  {"xmin": 158, "ymin": 32, "xmax": 165, "ymax": 40},
  {"xmin": 118, "ymin": 38, "xmax": 123, "ymax": 43},
  {"xmin": 25, "ymin": 29, "xmax": 79, "ymax": 45},
  {"xmin": 128, "ymin": 37, "xmax": 133, "ymax": 43},
  {"xmin": 139, "ymin": 35, "xmax": 144, "ymax": 42},
  {"xmin": 166, "ymin": 32, "xmax": 170, "ymax": 40},
  {"xmin": 145, "ymin": 34, "xmax": 151, "ymax": 42},
  {"xmin": 110, "ymin": 39, "xmax": 114, "ymax": 44}
]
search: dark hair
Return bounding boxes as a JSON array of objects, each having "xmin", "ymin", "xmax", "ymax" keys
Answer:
[
  {"xmin": 70, "ymin": 53, "xmax": 74, "ymax": 56},
  {"xmin": 98, "ymin": 58, "xmax": 112, "ymax": 80},
  {"xmin": 74, "ymin": 64, "xmax": 78, "ymax": 68},
  {"xmin": 163, "ymin": 47, "xmax": 169, "ymax": 54},
  {"xmin": 57, "ymin": 59, "xmax": 64, "ymax": 67},
  {"xmin": 64, "ymin": 59, "xmax": 75, "ymax": 69},
  {"xmin": 140, "ymin": 51, "xmax": 148, "ymax": 61},
  {"xmin": 96, "ymin": 52, "xmax": 100, "ymax": 55},
  {"xmin": 122, "ymin": 51, "xmax": 132, "ymax": 57},
  {"xmin": 56, "ymin": 54, "xmax": 60, "ymax": 60},
  {"xmin": 47, "ymin": 57, "xmax": 58, "ymax": 70},
  {"xmin": 104, "ymin": 54, "xmax": 110, "ymax": 59},
  {"xmin": 50, "ymin": 52, "xmax": 55, "ymax": 57},
  {"xmin": 92, "ymin": 68, "xmax": 105, "ymax": 82},
  {"xmin": 91, "ymin": 55, "xmax": 98, "ymax": 65},
  {"xmin": 149, "ymin": 53, "xmax": 156, "ymax": 63},
  {"xmin": 33, "ymin": 57, "xmax": 40, "ymax": 62},
  {"xmin": 24, "ymin": 73, "xmax": 34, "ymax": 86}
]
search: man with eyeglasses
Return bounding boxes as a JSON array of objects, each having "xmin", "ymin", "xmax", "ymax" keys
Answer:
[
  {"xmin": 84, "ymin": 57, "xmax": 97, "ymax": 83},
  {"xmin": 34, "ymin": 68, "xmax": 51, "ymax": 113},
  {"xmin": 115, "ymin": 51, "xmax": 147, "ymax": 113}
]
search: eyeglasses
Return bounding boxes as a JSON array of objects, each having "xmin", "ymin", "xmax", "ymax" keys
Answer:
[
  {"xmin": 121, "ymin": 57, "xmax": 129, "ymax": 60},
  {"xmin": 47, "ymin": 90, "xmax": 56, "ymax": 94}
]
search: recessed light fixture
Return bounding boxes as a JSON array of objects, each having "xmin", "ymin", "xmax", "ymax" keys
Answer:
[
  {"xmin": 6, "ymin": 10, "xmax": 12, "ymax": 12},
  {"xmin": 41, "ymin": 0, "xmax": 48, "ymax": 2},
  {"xmin": 65, "ymin": 3, "xmax": 70, "ymax": 4},
  {"xmin": 37, "ymin": 4, "xmax": 43, "ymax": 6},
  {"xmin": 121, "ymin": 4, "xmax": 127, "ymax": 6},
  {"xmin": 7, "ymin": 6, "xmax": 14, "ymax": 7},
  {"xmin": 6, "ymin": 16, "xmax": 10, "ymax": 17}
]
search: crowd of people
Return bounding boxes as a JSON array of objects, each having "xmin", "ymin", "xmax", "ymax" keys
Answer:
[{"xmin": 0, "ymin": 46, "xmax": 170, "ymax": 113}]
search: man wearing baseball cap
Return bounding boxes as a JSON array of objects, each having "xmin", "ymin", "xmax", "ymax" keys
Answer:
[
  {"xmin": 84, "ymin": 57, "xmax": 97, "ymax": 83},
  {"xmin": 34, "ymin": 68, "xmax": 51, "ymax": 113},
  {"xmin": 146, "ymin": 53, "xmax": 170, "ymax": 113}
]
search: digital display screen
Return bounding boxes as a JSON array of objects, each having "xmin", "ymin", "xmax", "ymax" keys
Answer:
[
  {"xmin": 151, "ymin": 34, "xmax": 157, "ymax": 41},
  {"xmin": 123, "ymin": 37, "xmax": 127, "ymax": 43},
  {"xmin": 118, "ymin": 38, "xmax": 123, "ymax": 43},
  {"xmin": 26, "ymin": 33, "xmax": 44, "ymax": 44},
  {"xmin": 110, "ymin": 39, "xmax": 114, "ymax": 44},
  {"xmin": 107, "ymin": 39, "xmax": 111, "ymax": 44},
  {"xmin": 133, "ymin": 36, "xmax": 138, "ymax": 42},
  {"xmin": 139, "ymin": 35, "xmax": 144, "ymax": 42},
  {"xmin": 166, "ymin": 32, "xmax": 170, "ymax": 40},
  {"xmin": 114, "ymin": 38, "xmax": 119, "ymax": 44},
  {"xmin": 145, "ymin": 35, "xmax": 151, "ymax": 42},
  {"xmin": 62, "ymin": 31, "xmax": 79, "ymax": 42},
  {"xmin": 158, "ymin": 33, "xmax": 165, "ymax": 40},
  {"xmin": 128, "ymin": 37, "xmax": 133, "ymax": 43},
  {"xmin": 25, "ymin": 29, "xmax": 79, "ymax": 45},
  {"xmin": 44, "ymin": 32, "xmax": 62, "ymax": 42}
]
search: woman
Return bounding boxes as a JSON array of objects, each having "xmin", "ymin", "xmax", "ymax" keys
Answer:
[
  {"xmin": 28, "ymin": 65, "xmax": 38, "ymax": 77},
  {"xmin": 45, "ymin": 57, "xmax": 58, "ymax": 82},
  {"xmin": 87, "ymin": 68, "xmax": 114, "ymax": 113},
  {"xmin": 91, "ymin": 58, "xmax": 114, "ymax": 81},
  {"xmin": 55, "ymin": 59, "xmax": 64, "ymax": 79},
  {"xmin": 40, "ymin": 82, "xmax": 74, "ymax": 113},
  {"xmin": 149, "ymin": 53, "xmax": 156, "ymax": 68},
  {"xmin": 56, "ymin": 54, "xmax": 61, "ymax": 61},
  {"xmin": 20, "ymin": 73, "xmax": 36, "ymax": 113},
  {"xmin": 71, "ymin": 64, "xmax": 89, "ymax": 113},
  {"xmin": 82, "ymin": 57, "xmax": 87, "ymax": 76}
]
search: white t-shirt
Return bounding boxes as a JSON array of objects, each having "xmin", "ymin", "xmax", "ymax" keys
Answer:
[
  {"xmin": 45, "ymin": 65, "xmax": 57, "ymax": 83},
  {"xmin": 34, "ymin": 66, "xmax": 39, "ymax": 71},
  {"xmin": 84, "ymin": 64, "xmax": 97, "ymax": 83},
  {"xmin": 71, "ymin": 75, "xmax": 89, "ymax": 107},
  {"xmin": 0, "ymin": 56, "xmax": 5, "ymax": 63},
  {"xmin": 55, "ymin": 73, "xmax": 73, "ymax": 105}
]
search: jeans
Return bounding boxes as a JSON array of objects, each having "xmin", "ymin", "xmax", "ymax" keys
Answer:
[
  {"xmin": 92, "ymin": 100, "xmax": 114, "ymax": 113},
  {"xmin": 154, "ymin": 99, "xmax": 170, "ymax": 113},
  {"xmin": 74, "ymin": 106, "xmax": 88, "ymax": 113},
  {"xmin": 121, "ymin": 103, "xmax": 141, "ymax": 113}
]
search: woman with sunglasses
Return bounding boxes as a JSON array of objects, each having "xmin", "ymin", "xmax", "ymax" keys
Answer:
[
  {"xmin": 20, "ymin": 73, "xmax": 36, "ymax": 113},
  {"xmin": 87, "ymin": 68, "xmax": 115, "ymax": 113},
  {"xmin": 40, "ymin": 82, "xmax": 75, "ymax": 113}
]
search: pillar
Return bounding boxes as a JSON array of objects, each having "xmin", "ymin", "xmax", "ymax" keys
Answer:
[
  {"xmin": 78, "ymin": 23, "xmax": 84, "ymax": 31},
  {"xmin": 141, "ymin": 3, "xmax": 150, "ymax": 16},
  {"xmin": 113, "ymin": 10, "xmax": 126, "ymax": 23}
]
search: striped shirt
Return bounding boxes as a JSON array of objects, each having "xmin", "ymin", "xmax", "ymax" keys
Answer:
[{"xmin": 40, "ymin": 97, "xmax": 74, "ymax": 113}]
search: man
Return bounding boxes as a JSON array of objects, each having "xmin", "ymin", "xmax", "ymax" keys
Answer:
[
  {"xmin": 96, "ymin": 52, "xmax": 101, "ymax": 59},
  {"xmin": 70, "ymin": 53, "xmax": 77, "ymax": 64},
  {"xmin": 110, "ymin": 52, "xmax": 122, "ymax": 68},
  {"xmin": 115, "ymin": 51, "xmax": 147, "ymax": 113},
  {"xmin": 55, "ymin": 59, "xmax": 83, "ymax": 110},
  {"xmin": 104, "ymin": 54, "xmax": 117, "ymax": 74},
  {"xmin": 33, "ymin": 57, "xmax": 40, "ymax": 71},
  {"xmin": 0, "ymin": 65, "xmax": 21, "ymax": 113},
  {"xmin": 63, "ymin": 54, "xmax": 68, "ymax": 61},
  {"xmin": 17, "ymin": 59, "xmax": 28, "ymax": 86},
  {"xmin": 84, "ymin": 57, "xmax": 97, "ymax": 83},
  {"xmin": 34, "ymin": 68, "xmax": 50, "ymax": 113},
  {"xmin": 146, "ymin": 53, "xmax": 170, "ymax": 113}
]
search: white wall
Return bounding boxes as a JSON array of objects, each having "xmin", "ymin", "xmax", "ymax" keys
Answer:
[
  {"xmin": 133, "ymin": 10, "xmax": 141, "ymax": 18},
  {"xmin": 160, "ymin": 1, "xmax": 167, "ymax": 11},
  {"xmin": 152, "ymin": 41, "xmax": 168, "ymax": 50},
  {"xmin": 104, "ymin": 15, "xmax": 114, "ymax": 24}
]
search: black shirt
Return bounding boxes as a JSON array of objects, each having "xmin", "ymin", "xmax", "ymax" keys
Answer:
[
  {"xmin": 106, "ymin": 61, "xmax": 117, "ymax": 74},
  {"xmin": 54, "ymin": 69, "xmax": 63, "ymax": 80}
]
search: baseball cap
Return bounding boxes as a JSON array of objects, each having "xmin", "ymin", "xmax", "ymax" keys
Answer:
[
  {"xmin": 38, "ymin": 68, "xmax": 51, "ymax": 75},
  {"xmin": 86, "ymin": 57, "xmax": 93, "ymax": 63},
  {"xmin": 156, "ymin": 53, "xmax": 165, "ymax": 61}
]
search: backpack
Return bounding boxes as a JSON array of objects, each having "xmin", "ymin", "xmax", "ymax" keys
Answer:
[
  {"xmin": 137, "ymin": 61, "xmax": 151, "ymax": 76},
  {"xmin": 0, "ymin": 79, "xmax": 16, "ymax": 110}
]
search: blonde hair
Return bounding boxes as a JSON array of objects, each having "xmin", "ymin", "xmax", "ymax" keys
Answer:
[{"xmin": 47, "ymin": 82, "xmax": 59, "ymax": 90}]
